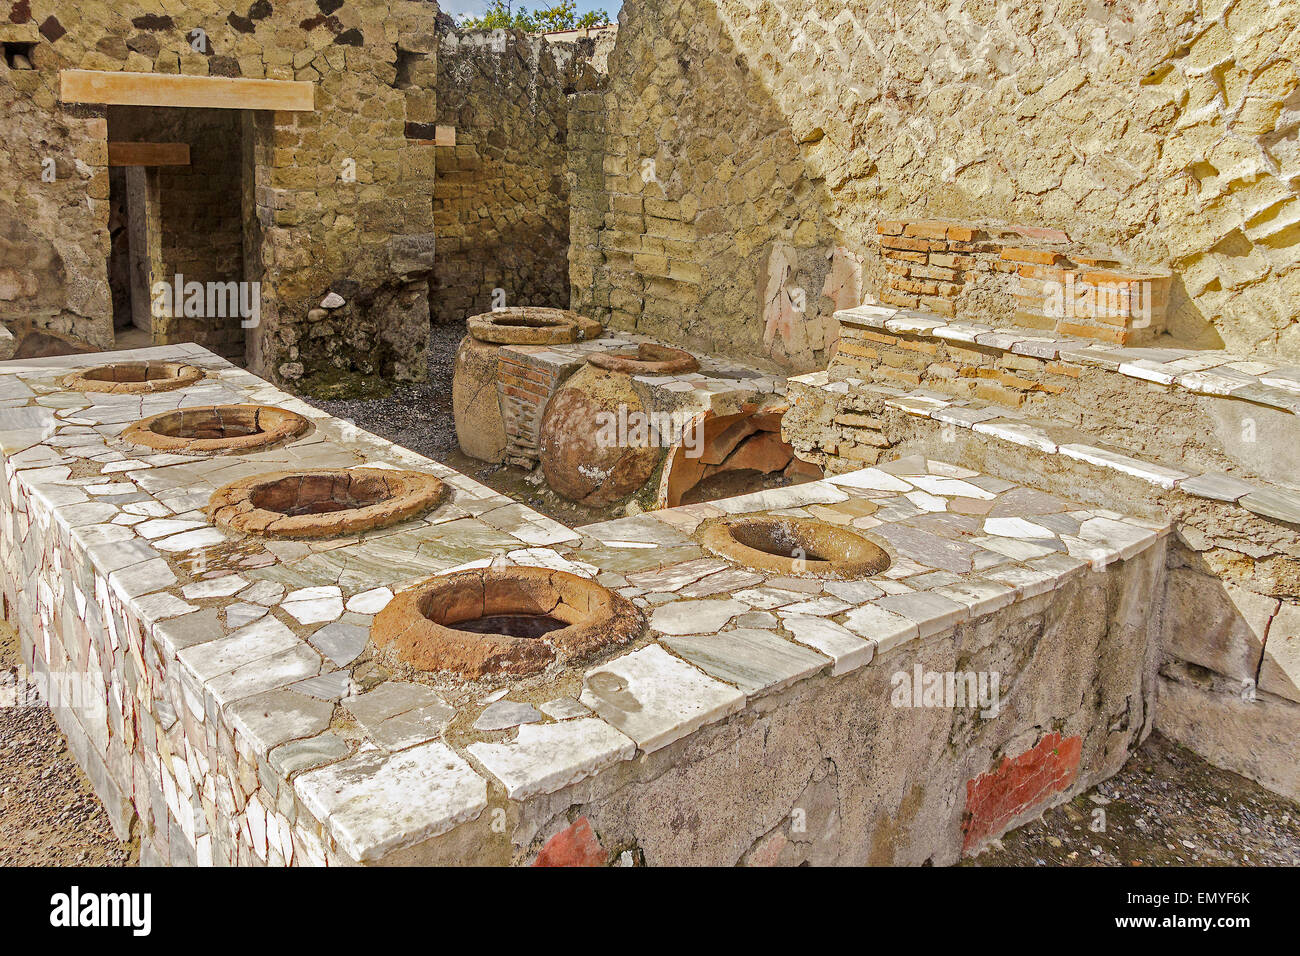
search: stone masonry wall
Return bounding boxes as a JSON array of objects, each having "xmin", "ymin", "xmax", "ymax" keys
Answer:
[
  {"xmin": 0, "ymin": 0, "xmax": 442, "ymax": 393},
  {"xmin": 568, "ymin": 0, "xmax": 847, "ymax": 373},
  {"xmin": 433, "ymin": 29, "xmax": 594, "ymax": 324},
  {"xmin": 567, "ymin": 85, "xmax": 608, "ymax": 326},
  {"xmin": 570, "ymin": 0, "xmax": 1300, "ymax": 368}
]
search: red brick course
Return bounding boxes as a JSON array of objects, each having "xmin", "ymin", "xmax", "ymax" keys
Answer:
[
  {"xmin": 873, "ymin": 218, "xmax": 1170, "ymax": 346},
  {"xmin": 496, "ymin": 351, "xmax": 559, "ymax": 465}
]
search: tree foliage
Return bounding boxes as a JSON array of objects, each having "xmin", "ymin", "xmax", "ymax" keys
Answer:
[{"xmin": 460, "ymin": 0, "xmax": 611, "ymax": 32}]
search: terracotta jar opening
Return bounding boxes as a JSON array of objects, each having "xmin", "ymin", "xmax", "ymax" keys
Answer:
[
  {"xmin": 494, "ymin": 315, "xmax": 568, "ymax": 329},
  {"xmin": 64, "ymin": 361, "xmax": 204, "ymax": 394},
  {"xmin": 699, "ymin": 515, "xmax": 891, "ymax": 578},
  {"xmin": 370, "ymin": 567, "xmax": 644, "ymax": 678},
  {"xmin": 588, "ymin": 342, "xmax": 700, "ymax": 375},
  {"xmin": 207, "ymin": 468, "xmax": 448, "ymax": 538},
  {"xmin": 466, "ymin": 307, "xmax": 602, "ymax": 345},
  {"xmin": 122, "ymin": 404, "xmax": 310, "ymax": 454}
]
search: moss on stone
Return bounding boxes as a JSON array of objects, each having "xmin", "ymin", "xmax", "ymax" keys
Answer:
[{"xmin": 295, "ymin": 367, "xmax": 392, "ymax": 401}]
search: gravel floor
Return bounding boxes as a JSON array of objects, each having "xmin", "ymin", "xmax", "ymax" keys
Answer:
[
  {"xmin": 310, "ymin": 321, "xmax": 465, "ymax": 465},
  {"xmin": 966, "ymin": 731, "xmax": 1300, "ymax": 866},
  {"xmin": 0, "ymin": 622, "xmax": 134, "ymax": 866},
  {"xmin": 2, "ymin": 321, "xmax": 1296, "ymax": 866},
  {"xmin": 309, "ymin": 321, "xmax": 624, "ymax": 528}
]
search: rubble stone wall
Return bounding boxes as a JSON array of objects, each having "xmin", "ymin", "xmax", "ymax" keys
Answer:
[
  {"xmin": 570, "ymin": 0, "xmax": 1300, "ymax": 368},
  {"xmin": 0, "ymin": 0, "xmax": 442, "ymax": 391},
  {"xmin": 433, "ymin": 30, "xmax": 587, "ymax": 325}
]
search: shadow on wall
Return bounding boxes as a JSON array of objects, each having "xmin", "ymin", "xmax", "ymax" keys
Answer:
[
  {"xmin": 432, "ymin": 27, "xmax": 585, "ymax": 325},
  {"xmin": 1164, "ymin": 274, "xmax": 1225, "ymax": 351},
  {"xmin": 574, "ymin": 0, "xmax": 849, "ymax": 373}
]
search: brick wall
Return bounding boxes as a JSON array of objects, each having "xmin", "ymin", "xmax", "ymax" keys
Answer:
[
  {"xmin": 876, "ymin": 219, "xmax": 1172, "ymax": 346},
  {"xmin": 497, "ymin": 350, "xmax": 560, "ymax": 467},
  {"xmin": 876, "ymin": 220, "xmax": 983, "ymax": 318}
]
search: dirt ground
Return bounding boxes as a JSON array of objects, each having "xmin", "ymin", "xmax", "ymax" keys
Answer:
[
  {"xmin": 2, "ymin": 321, "xmax": 1297, "ymax": 867},
  {"xmin": 0, "ymin": 622, "xmax": 135, "ymax": 866},
  {"xmin": 966, "ymin": 732, "xmax": 1300, "ymax": 866}
]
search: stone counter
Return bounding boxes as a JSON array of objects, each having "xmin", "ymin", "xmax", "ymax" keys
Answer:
[{"xmin": 1, "ymin": 344, "xmax": 1169, "ymax": 865}]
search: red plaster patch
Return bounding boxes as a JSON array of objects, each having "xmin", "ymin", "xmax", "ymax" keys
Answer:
[
  {"xmin": 962, "ymin": 732, "xmax": 1082, "ymax": 854},
  {"xmin": 743, "ymin": 829, "xmax": 789, "ymax": 867},
  {"xmin": 532, "ymin": 817, "xmax": 607, "ymax": 867}
]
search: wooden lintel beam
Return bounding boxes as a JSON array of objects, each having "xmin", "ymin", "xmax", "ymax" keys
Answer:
[
  {"xmin": 108, "ymin": 142, "xmax": 191, "ymax": 167},
  {"xmin": 60, "ymin": 70, "xmax": 315, "ymax": 112}
]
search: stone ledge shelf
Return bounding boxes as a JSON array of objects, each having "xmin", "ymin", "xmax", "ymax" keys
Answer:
[
  {"xmin": 790, "ymin": 369, "xmax": 1300, "ymax": 528},
  {"xmin": 489, "ymin": 329, "xmax": 791, "ymax": 472},
  {"xmin": 836, "ymin": 303, "xmax": 1300, "ymax": 417},
  {"xmin": 1, "ymin": 344, "xmax": 1171, "ymax": 866},
  {"xmin": 472, "ymin": 329, "xmax": 786, "ymax": 469},
  {"xmin": 508, "ymin": 330, "xmax": 788, "ymax": 397},
  {"xmin": 501, "ymin": 330, "xmax": 787, "ymax": 452}
]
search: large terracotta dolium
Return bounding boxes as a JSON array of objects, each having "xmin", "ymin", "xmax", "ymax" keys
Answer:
[
  {"xmin": 539, "ymin": 362, "xmax": 664, "ymax": 508},
  {"xmin": 451, "ymin": 307, "xmax": 602, "ymax": 463}
]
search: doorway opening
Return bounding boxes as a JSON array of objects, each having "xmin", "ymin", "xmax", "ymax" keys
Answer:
[{"xmin": 106, "ymin": 106, "xmax": 250, "ymax": 365}]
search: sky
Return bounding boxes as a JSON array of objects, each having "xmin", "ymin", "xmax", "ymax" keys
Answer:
[{"xmin": 442, "ymin": 0, "xmax": 621, "ymax": 23}]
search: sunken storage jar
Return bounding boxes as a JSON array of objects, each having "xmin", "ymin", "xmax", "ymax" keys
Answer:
[{"xmin": 452, "ymin": 307, "xmax": 602, "ymax": 463}]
